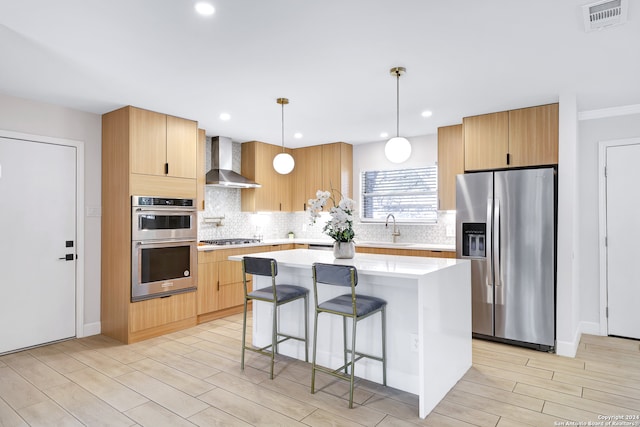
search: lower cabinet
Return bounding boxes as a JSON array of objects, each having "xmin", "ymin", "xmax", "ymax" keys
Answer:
[
  {"xmin": 197, "ymin": 244, "xmax": 292, "ymax": 322},
  {"xmin": 128, "ymin": 292, "xmax": 197, "ymax": 340},
  {"xmin": 355, "ymin": 246, "xmax": 456, "ymax": 258}
]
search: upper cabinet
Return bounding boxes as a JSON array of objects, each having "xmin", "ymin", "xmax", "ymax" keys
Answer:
[
  {"xmin": 196, "ymin": 129, "xmax": 206, "ymax": 211},
  {"xmin": 241, "ymin": 141, "xmax": 293, "ymax": 212},
  {"xmin": 437, "ymin": 124, "xmax": 464, "ymax": 211},
  {"xmin": 129, "ymin": 107, "xmax": 197, "ymax": 179},
  {"xmin": 322, "ymin": 142, "xmax": 353, "ymax": 201},
  {"xmin": 463, "ymin": 103, "xmax": 558, "ymax": 171},
  {"xmin": 291, "ymin": 145, "xmax": 323, "ymax": 212},
  {"xmin": 290, "ymin": 142, "xmax": 353, "ymax": 212},
  {"xmin": 508, "ymin": 103, "xmax": 559, "ymax": 168}
]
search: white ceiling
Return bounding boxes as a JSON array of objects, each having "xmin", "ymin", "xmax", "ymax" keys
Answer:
[{"xmin": 0, "ymin": 0, "xmax": 638, "ymax": 148}]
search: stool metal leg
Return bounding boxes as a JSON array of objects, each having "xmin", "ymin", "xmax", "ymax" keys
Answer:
[
  {"xmin": 348, "ymin": 316, "xmax": 357, "ymax": 408},
  {"xmin": 304, "ymin": 294, "xmax": 309, "ymax": 362},
  {"xmin": 310, "ymin": 310, "xmax": 320, "ymax": 394},
  {"xmin": 381, "ymin": 306, "xmax": 387, "ymax": 386},
  {"xmin": 343, "ymin": 316, "xmax": 348, "ymax": 375},
  {"xmin": 241, "ymin": 298, "xmax": 248, "ymax": 371},
  {"xmin": 270, "ymin": 300, "xmax": 277, "ymax": 379}
]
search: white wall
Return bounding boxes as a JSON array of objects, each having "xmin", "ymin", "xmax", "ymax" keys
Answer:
[
  {"xmin": 0, "ymin": 92, "xmax": 102, "ymax": 335},
  {"xmin": 577, "ymin": 111, "xmax": 640, "ymax": 329}
]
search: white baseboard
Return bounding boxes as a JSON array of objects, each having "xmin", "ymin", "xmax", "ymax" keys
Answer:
[
  {"xmin": 80, "ymin": 322, "xmax": 101, "ymax": 338},
  {"xmin": 556, "ymin": 321, "xmax": 603, "ymax": 358}
]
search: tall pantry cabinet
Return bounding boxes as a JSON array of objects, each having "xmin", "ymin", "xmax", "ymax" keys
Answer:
[{"xmin": 101, "ymin": 106, "xmax": 198, "ymax": 344}]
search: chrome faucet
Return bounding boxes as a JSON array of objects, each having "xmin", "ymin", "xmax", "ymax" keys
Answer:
[{"xmin": 385, "ymin": 213, "xmax": 400, "ymax": 243}]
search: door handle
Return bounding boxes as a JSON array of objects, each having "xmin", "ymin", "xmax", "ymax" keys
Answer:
[{"xmin": 58, "ymin": 254, "xmax": 74, "ymax": 261}]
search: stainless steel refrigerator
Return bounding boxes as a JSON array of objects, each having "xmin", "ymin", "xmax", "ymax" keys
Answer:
[{"xmin": 456, "ymin": 167, "xmax": 556, "ymax": 351}]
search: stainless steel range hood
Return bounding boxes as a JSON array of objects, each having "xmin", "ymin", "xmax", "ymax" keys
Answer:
[{"xmin": 205, "ymin": 136, "xmax": 261, "ymax": 188}]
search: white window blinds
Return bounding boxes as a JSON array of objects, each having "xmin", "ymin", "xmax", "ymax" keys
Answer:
[{"xmin": 361, "ymin": 166, "xmax": 438, "ymax": 222}]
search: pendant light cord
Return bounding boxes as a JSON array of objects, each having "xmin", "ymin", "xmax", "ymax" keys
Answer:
[
  {"xmin": 281, "ymin": 101, "xmax": 285, "ymax": 153},
  {"xmin": 396, "ymin": 71, "xmax": 400, "ymax": 138}
]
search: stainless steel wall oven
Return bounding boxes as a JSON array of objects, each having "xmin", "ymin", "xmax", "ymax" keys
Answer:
[{"xmin": 131, "ymin": 196, "xmax": 197, "ymax": 302}]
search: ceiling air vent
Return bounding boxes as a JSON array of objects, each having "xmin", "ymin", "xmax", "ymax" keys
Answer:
[{"xmin": 582, "ymin": 0, "xmax": 628, "ymax": 32}]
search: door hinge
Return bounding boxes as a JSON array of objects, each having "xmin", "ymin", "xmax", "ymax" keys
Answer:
[
  {"xmin": 606, "ymin": 306, "xmax": 608, "ymax": 318},
  {"xmin": 604, "ymin": 166, "xmax": 607, "ymax": 177},
  {"xmin": 605, "ymin": 236, "xmax": 608, "ymax": 247}
]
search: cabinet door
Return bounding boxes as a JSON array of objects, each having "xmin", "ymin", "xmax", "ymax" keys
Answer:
[
  {"xmin": 241, "ymin": 141, "xmax": 293, "ymax": 212},
  {"xmin": 508, "ymin": 103, "xmax": 558, "ymax": 167},
  {"xmin": 130, "ymin": 108, "xmax": 167, "ymax": 176},
  {"xmin": 218, "ymin": 259, "xmax": 249, "ymax": 310},
  {"xmin": 463, "ymin": 112, "xmax": 509, "ymax": 171},
  {"xmin": 196, "ymin": 129, "xmax": 206, "ymax": 210},
  {"xmin": 437, "ymin": 124, "xmax": 464, "ymax": 210},
  {"xmin": 292, "ymin": 145, "xmax": 323, "ymax": 211},
  {"xmin": 197, "ymin": 261, "xmax": 218, "ymax": 314},
  {"xmin": 166, "ymin": 115, "xmax": 197, "ymax": 179},
  {"xmin": 129, "ymin": 292, "xmax": 196, "ymax": 332}
]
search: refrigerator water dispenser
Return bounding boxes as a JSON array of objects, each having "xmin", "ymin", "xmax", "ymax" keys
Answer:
[{"xmin": 462, "ymin": 222, "xmax": 486, "ymax": 258}]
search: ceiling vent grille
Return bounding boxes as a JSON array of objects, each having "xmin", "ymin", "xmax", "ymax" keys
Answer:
[{"xmin": 583, "ymin": 0, "xmax": 628, "ymax": 32}]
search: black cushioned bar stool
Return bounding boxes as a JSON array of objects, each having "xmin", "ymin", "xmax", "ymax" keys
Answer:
[
  {"xmin": 310, "ymin": 263, "xmax": 387, "ymax": 408},
  {"xmin": 241, "ymin": 256, "xmax": 309, "ymax": 379}
]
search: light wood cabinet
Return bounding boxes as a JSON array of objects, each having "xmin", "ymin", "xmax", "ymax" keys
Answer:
[
  {"xmin": 508, "ymin": 103, "xmax": 559, "ymax": 167},
  {"xmin": 463, "ymin": 111, "xmax": 509, "ymax": 171},
  {"xmin": 290, "ymin": 142, "xmax": 353, "ymax": 211},
  {"xmin": 355, "ymin": 246, "xmax": 456, "ymax": 258},
  {"xmin": 129, "ymin": 106, "xmax": 197, "ymax": 179},
  {"xmin": 196, "ymin": 129, "xmax": 206, "ymax": 211},
  {"xmin": 291, "ymin": 145, "xmax": 323, "ymax": 211},
  {"xmin": 197, "ymin": 244, "xmax": 292, "ymax": 322},
  {"xmin": 241, "ymin": 141, "xmax": 293, "ymax": 212},
  {"xmin": 322, "ymin": 142, "xmax": 353, "ymax": 201},
  {"xmin": 463, "ymin": 103, "xmax": 558, "ymax": 171},
  {"xmin": 437, "ymin": 124, "xmax": 464, "ymax": 211},
  {"xmin": 101, "ymin": 106, "xmax": 199, "ymax": 344}
]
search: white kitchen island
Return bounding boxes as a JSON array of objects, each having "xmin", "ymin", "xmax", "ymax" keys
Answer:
[{"xmin": 228, "ymin": 249, "xmax": 471, "ymax": 418}]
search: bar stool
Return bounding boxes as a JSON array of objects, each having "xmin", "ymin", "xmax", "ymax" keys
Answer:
[
  {"xmin": 241, "ymin": 256, "xmax": 309, "ymax": 379},
  {"xmin": 310, "ymin": 263, "xmax": 387, "ymax": 408}
]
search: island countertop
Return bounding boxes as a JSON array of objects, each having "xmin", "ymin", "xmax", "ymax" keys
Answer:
[
  {"xmin": 229, "ymin": 248, "xmax": 471, "ymax": 418},
  {"xmin": 228, "ymin": 248, "xmax": 463, "ymax": 278}
]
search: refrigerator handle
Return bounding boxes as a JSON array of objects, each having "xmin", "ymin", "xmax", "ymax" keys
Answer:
[
  {"xmin": 494, "ymin": 199, "xmax": 501, "ymax": 287},
  {"xmin": 486, "ymin": 199, "xmax": 493, "ymax": 288}
]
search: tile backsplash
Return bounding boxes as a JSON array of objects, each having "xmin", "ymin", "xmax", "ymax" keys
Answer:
[
  {"xmin": 198, "ymin": 186, "xmax": 455, "ymax": 245},
  {"xmin": 198, "ymin": 137, "xmax": 455, "ymax": 245}
]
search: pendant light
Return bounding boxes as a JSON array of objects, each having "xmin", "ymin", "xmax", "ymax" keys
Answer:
[
  {"xmin": 273, "ymin": 97, "xmax": 295, "ymax": 174},
  {"xmin": 385, "ymin": 66, "xmax": 412, "ymax": 163}
]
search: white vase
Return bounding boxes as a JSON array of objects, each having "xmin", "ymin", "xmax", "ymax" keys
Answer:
[{"xmin": 333, "ymin": 241, "xmax": 355, "ymax": 259}]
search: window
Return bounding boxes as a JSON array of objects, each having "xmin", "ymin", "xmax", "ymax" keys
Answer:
[{"xmin": 361, "ymin": 166, "xmax": 437, "ymax": 222}]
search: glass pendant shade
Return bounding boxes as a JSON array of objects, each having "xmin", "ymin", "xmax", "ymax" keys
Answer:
[
  {"xmin": 273, "ymin": 152, "xmax": 295, "ymax": 174},
  {"xmin": 385, "ymin": 136, "xmax": 412, "ymax": 163}
]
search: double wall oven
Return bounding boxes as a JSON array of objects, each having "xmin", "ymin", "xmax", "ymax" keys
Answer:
[{"xmin": 131, "ymin": 196, "xmax": 197, "ymax": 302}]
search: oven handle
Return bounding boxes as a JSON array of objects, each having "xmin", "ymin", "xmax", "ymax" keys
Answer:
[
  {"xmin": 135, "ymin": 208, "xmax": 196, "ymax": 214},
  {"xmin": 135, "ymin": 239, "xmax": 196, "ymax": 246}
]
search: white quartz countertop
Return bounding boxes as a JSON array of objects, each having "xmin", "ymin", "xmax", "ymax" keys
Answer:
[
  {"xmin": 198, "ymin": 238, "xmax": 455, "ymax": 252},
  {"xmin": 228, "ymin": 248, "xmax": 466, "ymax": 279}
]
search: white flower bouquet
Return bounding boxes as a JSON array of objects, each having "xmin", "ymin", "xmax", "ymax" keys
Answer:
[{"xmin": 307, "ymin": 189, "xmax": 356, "ymax": 243}]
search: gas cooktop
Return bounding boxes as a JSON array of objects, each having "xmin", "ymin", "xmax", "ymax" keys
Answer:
[{"xmin": 199, "ymin": 238, "xmax": 262, "ymax": 246}]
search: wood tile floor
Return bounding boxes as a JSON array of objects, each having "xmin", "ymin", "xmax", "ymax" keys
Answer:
[{"xmin": 1, "ymin": 314, "xmax": 639, "ymax": 426}]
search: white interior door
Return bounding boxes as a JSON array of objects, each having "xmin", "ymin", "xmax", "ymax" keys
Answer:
[
  {"xmin": 606, "ymin": 142, "xmax": 640, "ymax": 339},
  {"xmin": 0, "ymin": 137, "xmax": 76, "ymax": 354}
]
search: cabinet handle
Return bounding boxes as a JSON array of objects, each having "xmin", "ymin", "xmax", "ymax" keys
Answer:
[
  {"xmin": 304, "ymin": 203, "xmax": 306, "ymax": 211},
  {"xmin": 506, "ymin": 153, "xmax": 510, "ymax": 165},
  {"xmin": 217, "ymin": 280, "xmax": 219, "ymax": 291},
  {"xmin": 164, "ymin": 163, "xmax": 169, "ymax": 174},
  {"xmin": 279, "ymin": 202, "xmax": 282, "ymax": 211}
]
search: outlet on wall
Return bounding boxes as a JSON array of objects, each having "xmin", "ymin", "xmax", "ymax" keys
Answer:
[{"xmin": 410, "ymin": 333, "xmax": 419, "ymax": 352}]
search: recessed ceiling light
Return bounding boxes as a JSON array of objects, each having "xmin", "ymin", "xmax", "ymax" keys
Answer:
[
  {"xmin": 421, "ymin": 110, "xmax": 433, "ymax": 118},
  {"xmin": 195, "ymin": 2, "xmax": 215, "ymax": 16},
  {"xmin": 219, "ymin": 113, "xmax": 230, "ymax": 121},
  {"xmin": 294, "ymin": 132, "xmax": 303, "ymax": 139},
  {"xmin": 380, "ymin": 132, "xmax": 389, "ymax": 138}
]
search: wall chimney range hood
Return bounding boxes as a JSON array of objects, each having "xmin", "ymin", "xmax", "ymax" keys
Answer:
[{"xmin": 206, "ymin": 136, "xmax": 261, "ymax": 188}]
